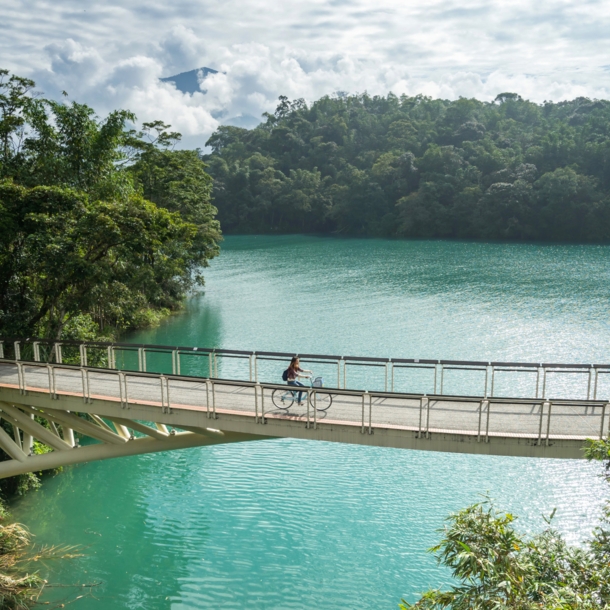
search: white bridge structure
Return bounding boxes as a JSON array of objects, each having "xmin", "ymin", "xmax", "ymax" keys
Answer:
[{"xmin": 0, "ymin": 337, "xmax": 608, "ymax": 478}]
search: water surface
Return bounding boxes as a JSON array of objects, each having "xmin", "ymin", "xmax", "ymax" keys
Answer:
[{"xmin": 12, "ymin": 236, "xmax": 610, "ymax": 609}]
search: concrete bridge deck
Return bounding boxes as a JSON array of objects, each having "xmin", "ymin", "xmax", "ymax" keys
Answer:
[{"xmin": 0, "ymin": 355, "xmax": 607, "ymax": 477}]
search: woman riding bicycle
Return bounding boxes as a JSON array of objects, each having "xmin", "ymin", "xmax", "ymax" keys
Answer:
[{"xmin": 286, "ymin": 357, "xmax": 311, "ymax": 405}]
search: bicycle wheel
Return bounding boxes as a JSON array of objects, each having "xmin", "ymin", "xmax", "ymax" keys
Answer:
[
  {"xmin": 272, "ymin": 388, "xmax": 294, "ymax": 410},
  {"xmin": 310, "ymin": 391, "xmax": 332, "ymax": 411}
]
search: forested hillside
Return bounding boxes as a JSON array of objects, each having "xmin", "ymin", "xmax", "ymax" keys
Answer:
[{"xmin": 204, "ymin": 93, "xmax": 610, "ymax": 241}]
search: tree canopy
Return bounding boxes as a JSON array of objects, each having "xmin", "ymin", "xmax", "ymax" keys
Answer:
[
  {"xmin": 401, "ymin": 439, "xmax": 610, "ymax": 609},
  {"xmin": 0, "ymin": 69, "xmax": 221, "ymax": 341},
  {"xmin": 204, "ymin": 93, "xmax": 610, "ymax": 241}
]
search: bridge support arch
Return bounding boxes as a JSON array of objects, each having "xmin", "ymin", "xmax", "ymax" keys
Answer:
[{"xmin": 0, "ymin": 398, "xmax": 265, "ymax": 480}]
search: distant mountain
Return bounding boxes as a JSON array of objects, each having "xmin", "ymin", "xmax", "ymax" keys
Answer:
[
  {"xmin": 160, "ymin": 66, "xmax": 262, "ymax": 130},
  {"xmin": 160, "ymin": 67, "xmax": 218, "ymax": 94}
]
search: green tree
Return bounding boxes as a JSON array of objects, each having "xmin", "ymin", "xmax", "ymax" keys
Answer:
[
  {"xmin": 204, "ymin": 91, "xmax": 610, "ymax": 242},
  {"xmin": 0, "ymin": 70, "xmax": 221, "ymax": 341},
  {"xmin": 400, "ymin": 440, "xmax": 610, "ymax": 609},
  {"xmin": 129, "ymin": 122, "xmax": 221, "ymax": 281},
  {"xmin": 0, "ymin": 182, "xmax": 201, "ymax": 340}
]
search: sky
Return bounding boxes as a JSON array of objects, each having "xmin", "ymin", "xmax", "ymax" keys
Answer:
[{"xmin": 3, "ymin": 0, "xmax": 610, "ymax": 147}]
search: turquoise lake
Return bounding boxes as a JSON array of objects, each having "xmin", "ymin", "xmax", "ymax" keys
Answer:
[{"xmin": 12, "ymin": 236, "xmax": 610, "ymax": 609}]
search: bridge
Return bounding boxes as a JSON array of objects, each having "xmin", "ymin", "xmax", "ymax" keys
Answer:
[{"xmin": 0, "ymin": 337, "xmax": 608, "ymax": 478}]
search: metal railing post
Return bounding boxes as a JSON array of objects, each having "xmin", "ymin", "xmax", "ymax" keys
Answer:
[
  {"xmin": 81, "ymin": 368, "xmax": 88, "ymax": 403},
  {"xmin": 205, "ymin": 380, "xmax": 211, "ymax": 418},
  {"xmin": 160, "ymin": 376, "xmax": 166, "ymax": 412},
  {"xmin": 587, "ymin": 367, "xmax": 593, "ymax": 400},
  {"xmin": 541, "ymin": 368, "xmax": 547, "ymax": 399},
  {"xmin": 343, "ymin": 360, "xmax": 347, "ymax": 389},
  {"xmin": 426, "ymin": 396, "xmax": 431, "ymax": 438},
  {"xmin": 249, "ymin": 355, "xmax": 253, "ymax": 381},
  {"xmin": 212, "ymin": 379, "xmax": 217, "ymax": 419},
  {"xmin": 165, "ymin": 377, "xmax": 172, "ymax": 413},
  {"xmin": 123, "ymin": 373, "xmax": 129, "ymax": 409},
  {"xmin": 79, "ymin": 344, "xmax": 87, "ymax": 367},
  {"xmin": 86, "ymin": 369, "xmax": 91, "ymax": 402},
  {"xmin": 390, "ymin": 360, "xmax": 394, "ymax": 392},
  {"xmin": 337, "ymin": 359, "xmax": 341, "ymax": 389},
  {"xmin": 368, "ymin": 393, "xmax": 373, "ymax": 434},
  {"xmin": 254, "ymin": 353, "xmax": 258, "ymax": 382},
  {"xmin": 361, "ymin": 392, "xmax": 368, "ymax": 433},
  {"xmin": 0, "ymin": 341, "xmax": 4, "ymax": 359},
  {"xmin": 260, "ymin": 384, "xmax": 265, "ymax": 423},
  {"xmin": 313, "ymin": 389, "xmax": 317, "ymax": 430},
  {"xmin": 160, "ymin": 376, "xmax": 168, "ymax": 413},
  {"xmin": 306, "ymin": 388, "xmax": 311, "ymax": 429},
  {"xmin": 535, "ymin": 367, "xmax": 541, "ymax": 398},
  {"xmin": 16, "ymin": 362, "xmax": 26, "ymax": 395},
  {"xmin": 484, "ymin": 365, "xmax": 489, "ymax": 397},
  {"xmin": 600, "ymin": 403, "xmax": 608, "ymax": 440},
  {"xmin": 490, "ymin": 366, "xmax": 495, "ymax": 397},
  {"xmin": 47, "ymin": 364, "xmax": 55, "ymax": 398},
  {"xmin": 384, "ymin": 364, "xmax": 388, "ymax": 392},
  {"xmin": 54, "ymin": 343, "xmax": 62, "ymax": 364},
  {"xmin": 418, "ymin": 396, "xmax": 425, "ymax": 438},
  {"xmin": 594, "ymin": 368, "xmax": 599, "ymax": 400},
  {"xmin": 14, "ymin": 341, "xmax": 21, "ymax": 361},
  {"xmin": 33, "ymin": 342, "xmax": 41, "ymax": 362},
  {"xmin": 117, "ymin": 371, "xmax": 123, "ymax": 407},
  {"xmin": 137, "ymin": 348, "xmax": 144, "ymax": 372},
  {"xmin": 537, "ymin": 401, "xmax": 546, "ymax": 445},
  {"xmin": 254, "ymin": 383, "xmax": 260, "ymax": 423},
  {"xmin": 485, "ymin": 401, "xmax": 491, "ymax": 442},
  {"xmin": 477, "ymin": 400, "xmax": 485, "ymax": 442},
  {"xmin": 116, "ymin": 372, "xmax": 129, "ymax": 409},
  {"xmin": 545, "ymin": 401, "xmax": 552, "ymax": 446}
]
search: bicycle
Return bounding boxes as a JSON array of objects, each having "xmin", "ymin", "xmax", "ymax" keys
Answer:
[{"xmin": 271, "ymin": 375, "xmax": 333, "ymax": 411}]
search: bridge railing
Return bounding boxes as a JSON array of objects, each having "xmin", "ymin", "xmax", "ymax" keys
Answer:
[
  {"xmin": 0, "ymin": 358, "xmax": 608, "ymax": 444},
  {"xmin": 1, "ymin": 337, "xmax": 610, "ymax": 401}
]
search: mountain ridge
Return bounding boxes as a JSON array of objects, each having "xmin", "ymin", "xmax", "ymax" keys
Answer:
[{"xmin": 160, "ymin": 66, "xmax": 218, "ymax": 94}]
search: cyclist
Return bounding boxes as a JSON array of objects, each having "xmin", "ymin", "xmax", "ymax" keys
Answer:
[{"xmin": 286, "ymin": 356, "xmax": 311, "ymax": 405}]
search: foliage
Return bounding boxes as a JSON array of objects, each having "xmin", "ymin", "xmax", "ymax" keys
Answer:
[
  {"xmin": 0, "ymin": 70, "xmax": 220, "ymax": 342},
  {"xmin": 585, "ymin": 438, "xmax": 610, "ymax": 477},
  {"xmin": 400, "ymin": 440, "xmax": 610, "ymax": 609},
  {"xmin": 0, "ymin": 181, "xmax": 201, "ymax": 340},
  {"xmin": 0, "ymin": 498, "xmax": 84, "ymax": 609},
  {"xmin": 129, "ymin": 121, "xmax": 221, "ymax": 284},
  {"xmin": 205, "ymin": 93, "xmax": 610, "ymax": 241},
  {"xmin": 0, "ymin": 69, "xmax": 220, "ymax": 507}
]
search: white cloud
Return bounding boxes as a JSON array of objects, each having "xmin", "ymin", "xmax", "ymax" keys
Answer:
[
  {"xmin": 159, "ymin": 25, "xmax": 208, "ymax": 75},
  {"xmin": 3, "ymin": 0, "xmax": 610, "ymax": 148}
]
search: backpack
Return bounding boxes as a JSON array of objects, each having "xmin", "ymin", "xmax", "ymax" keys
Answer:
[{"xmin": 282, "ymin": 368, "xmax": 289, "ymax": 382}]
